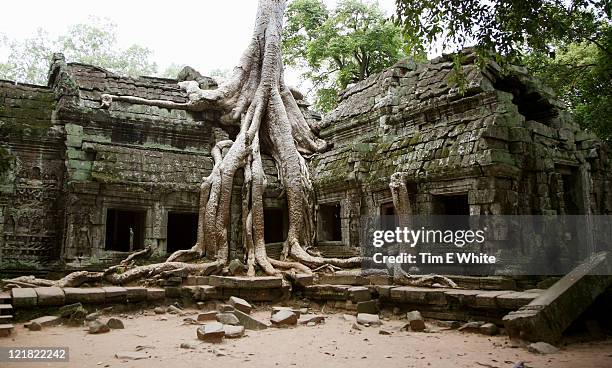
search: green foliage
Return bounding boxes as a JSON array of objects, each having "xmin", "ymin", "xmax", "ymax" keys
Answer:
[
  {"xmin": 394, "ymin": 0, "xmax": 611, "ymax": 138},
  {"xmin": 523, "ymin": 26, "xmax": 612, "ymax": 140},
  {"xmin": 284, "ymin": 0, "xmax": 411, "ymax": 111},
  {"xmin": 0, "ymin": 17, "xmax": 158, "ymax": 85}
]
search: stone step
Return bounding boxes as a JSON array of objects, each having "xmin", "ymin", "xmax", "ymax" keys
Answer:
[
  {"xmin": 0, "ymin": 323, "xmax": 14, "ymax": 337},
  {"xmin": 0, "ymin": 304, "xmax": 13, "ymax": 315},
  {"xmin": 0, "ymin": 291, "xmax": 11, "ymax": 303},
  {"xmin": 0, "ymin": 315, "xmax": 13, "ymax": 323}
]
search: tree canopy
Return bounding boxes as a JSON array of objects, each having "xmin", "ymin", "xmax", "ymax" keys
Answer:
[
  {"xmin": 0, "ymin": 17, "xmax": 159, "ymax": 85},
  {"xmin": 394, "ymin": 0, "xmax": 611, "ymax": 139},
  {"xmin": 284, "ymin": 0, "xmax": 410, "ymax": 111}
]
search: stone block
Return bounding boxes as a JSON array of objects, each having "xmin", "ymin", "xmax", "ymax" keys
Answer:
[
  {"xmin": 102, "ymin": 286, "xmax": 127, "ymax": 303},
  {"xmin": 294, "ymin": 274, "xmax": 314, "ymax": 287},
  {"xmin": 197, "ymin": 322, "xmax": 224, "ymax": 342},
  {"xmin": 216, "ymin": 313, "xmax": 240, "ymax": 326},
  {"xmin": 271, "ymin": 310, "xmax": 298, "ymax": 326},
  {"xmin": 124, "ymin": 287, "xmax": 148, "ymax": 302},
  {"xmin": 165, "ymin": 286, "xmax": 181, "ymax": 298},
  {"xmin": 146, "ymin": 288, "xmax": 166, "ymax": 301},
  {"xmin": 11, "ymin": 288, "xmax": 38, "ymax": 308},
  {"xmin": 197, "ymin": 311, "xmax": 217, "ymax": 322},
  {"xmin": 406, "ymin": 311, "xmax": 425, "ymax": 331},
  {"xmin": 233, "ymin": 309, "xmax": 270, "ymax": 330},
  {"xmin": 228, "ymin": 296, "xmax": 252, "ymax": 314},
  {"xmin": 35, "ymin": 287, "xmax": 65, "ymax": 306},
  {"xmin": 348, "ymin": 286, "xmax": 371, "ymax": 302},
  {"xmin": 208, "ymin": 275, "xmax": 282, "ymax": 289},
  {"xmin": 356, "ymin": 300, "xmax": 379, "ymax": 314},
  {"xmin": 26, "ymin": 316, "xmax": 61, "ymax": 328},
  {"xmin": 356, "ymin": 313, "xmax": 381, "ymax": 326},
  {"xmin": 223, "ymin": 324, "xmax": 245, "ymax": 338},
  {"xmin": 63, "ymin": 288, "xmax": 106, "ymax": 304},
  {"xmin": 195, "ymin": 285, "xmax": 218, "ymax": 301}
]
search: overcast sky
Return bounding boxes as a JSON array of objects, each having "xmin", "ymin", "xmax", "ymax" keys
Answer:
[{"xmin": 0, "ymin": 0, "xmax": 398, "ymax": 87}]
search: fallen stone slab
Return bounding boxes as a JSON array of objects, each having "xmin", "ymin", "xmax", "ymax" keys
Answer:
[
  {"xmin": 271, "ymin": 309, "xmax": 298, "ymax": 326},
  {"xmin": 271, "ymin": 306, "xmax": 302, "ymax": 318},
  {"xmin": 209, "ymin": 276, "xmax": 283, "ymax": 289},
  {"xmin": 25, "ymin": 316, "xmax": 61, "ymax": 328},
  {"xmin": 234, "ymin": 310, "xmax": 270, "ymax": 330},
  {"xmin": 197, "ymin": 311, "xmax": 217, "ymax": 322},
  {"xmin": 298, "ymin": 314, "xmax": 325, "ymax": 325},
  {"xmin": 88, "ymin": 320, "xmax": 110, "ymax": 334},
  {"xmin": 406, "ymin": 311, "xmax": 425, "ymax": 331},
  {"xmin": 102, "ymin": 287, "xmax": 128, "ymax": 303},
  {"xmin": 197, "ymin": 322, "xmax": 225, "ymax": 342},
  {"xmin": 11, "ymin": 288, "xmax": 37, "ymax": 308},
  {"xmin": 216, "ymin": 312, "xmax": 240, "ymax": 326},
  {"xmin": 503, "ymin": 251, "xmax": 612, "ymax": 343},
  {"xmin": 458, "ymin": 321, "xmax": 485, "ymax": 333},
  {"xmin": 107, "ymin": 318, "xmax": 124, "ymax": 329},
  {"xmin": 35, "ymin": 287, "xmax": 65, "ymax": 306},
  {"xmin": 348, "ymin": 286, "xmax": 372, "ymax": 302},
  {"xmin": 223, "ymin": 324, "xmax": 245, "ymax": 338},
  {"xmin": 527, "ymin": 342, "xmax": 559, "ymax": 354},
  {"xmin": 64, "ymin": 288, "xmax": 106, "ymax": 304},
  {"xmin": 228, "ymin": 296, "xmax": 252, "ymax": 314},
  {"xmin": 356, "ymin": 313, "xmax": 381, "ymax": 326},
  {"xmin": 115, "ymin": 351, "xmax": 150, "ymax": 360}
]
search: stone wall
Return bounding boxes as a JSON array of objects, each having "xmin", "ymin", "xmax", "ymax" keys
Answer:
[
  {"xmin": 0, "ymin": 81, "xmax": 63, "ymax": 269},
  {"xmin": 310, "ymin": 49, "xmax": 611, "ymax": 250}
]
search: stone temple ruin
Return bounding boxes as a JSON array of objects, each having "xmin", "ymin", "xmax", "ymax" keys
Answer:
[{"xmin": 0, "ymin": 50, "xmax": 611, "ymax": 343}]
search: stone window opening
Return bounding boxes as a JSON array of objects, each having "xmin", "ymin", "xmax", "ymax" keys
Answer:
[
  {"xmin": 432, "ymin": 194, "xmax": 470, "ymax": 230},
  {"xmin": 166, "ymin": 212, "xmax": 198, "ymax": 254},
  {"xmin": 380, "ymin": 202, "xmax": 398, "ymax": 231},
  {"xmin": 318, "ymin": 203, "xmax": 342, "ymax": 242},
  {"xmin": 263, "ymin": 208, "xmax": 288, "ymax": 244},
  {"xmin": 495, "ymin": 76, "xmax": 557, "ymax": 124},
  {"xmin": 105, "ymin": 209, "xmax": 146, "ymax": 252}
]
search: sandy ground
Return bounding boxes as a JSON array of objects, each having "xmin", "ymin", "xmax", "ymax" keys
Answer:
[{"xmin": 1, "ymin": 308, "xmax": 611, "ymax": 368}]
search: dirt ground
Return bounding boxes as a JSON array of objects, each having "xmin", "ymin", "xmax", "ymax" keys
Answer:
[{"xmin": 2, "ymin": 307, "xmax": 611, "ymax": 368}]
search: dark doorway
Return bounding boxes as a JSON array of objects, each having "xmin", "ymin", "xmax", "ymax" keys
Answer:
[
  {"xmin": 318, "ymin": 203, "xmax": 342, "ymax": 241},
  {"xmin": 380, "ymin": 202, "xmax": 397, "ymax": 231},
  {"xmin": 167, "ymin": 212, "xmax": 198, "ymax": 254},
  {"xmin": 105, "ymin": 209, "xmax": 146, "ymax": 252},
  {"xmin": 264, "ymin": 208, "xmax": 287, "ymax": 243},
  {"xmin": 433, "ymin": 194, "xmax": 470, "ymax": 215}
]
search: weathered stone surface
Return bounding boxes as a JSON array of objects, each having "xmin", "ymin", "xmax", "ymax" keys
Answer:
[
  {"xmin": 218, "ymin": 304, "xmax": 235, "ymax": 312},
  {"xmin": 216, "ymin": 312, "xmax": 240, "ymax": 326},
  {"xmin": 197, "ymin": 322, "xmax": 225, "ymax": 342},
  {"xmin": 209, "ymin": 276, "xmax": 283, "ymax": 289},
  {"xmin": 67, "ymin": 305, "xmax": 88, "ymax": 326},
  {"xmin": 88, "ymin": 320, "xmax": 110, "ymax": 334},
  {"xmin": 85, "ymin": 311, "xmax": 101, "ymax": 321},
  {"xmin": 124, "ymin": 287, "xmax": 147, "ymax": 302},
  {"xmin": 102, "ymin": 286, "xmax": 128, "ymax": 303},
  {"xmin": 27, "ymin": 316, "xmax": 61, "ymax": 328},
  {"xmin": 11, "ymin": 288, "xmax": 37, "ymax": 307},
  {"xmin": 107, "ymin": 318, "xmax": 124, "ymax": 329},
  {"xmin": 298, "ymin": 314, "xmax": 325, "ymax": 325},
  {"xmin": 223, "ymin": 324, "xmax": 245, "ymax": 338},
  {"xmin": 271, "ymin": 306, "xmax": 301, "ymax": 318},
  {"xmin": 197, "ymin": 311, "xmax": 217, "ymax": 322},
  {"xmin": 228, "ymin": 296, "xmax": 252, "ymax": 314},
  {"xmin": 28, "ymin": 322, "xmax": 42, "ymax": 331},
  {"xmin": 64, "ymin": 288, "xmax": 106, "ymax": 304},
  {"xmin": 35, "ymin": 287, "xmax": 65, "ymax": 306},
  {"xmin": 303, "ymin": 285, "xmax": 350, "ymax": 300},
  {"xmin": 356, "ymin": 313, "xmax": 381, "ymax": 326},
  {"xmin": 147, "ymin": 288, "xmax": 166, "ymax": 301},
  {"xmin": 348, "ymin": 286, "xmax": 371, "ymax": 302},
  {"xmin": 294, "ymin": 274, "xmax": 314, "ymax": 287},
  {"xmin": 479, "ymin": 322, "xmax": 499, "ymax": 336},
  {"xmin": 458, "ymin": 321, "xmax": 485, "ymax": 333},
  {"xmin": 233, "ymin": 309, "xmax": 270, "ymax": 330},
  {"xmin": 317, "ymin": 274, "xmax": 368, "ymax": 286},
  {"xmin": 167, "ymin": 305, "xmax": 182, "ymax": 314},
  {"xmin": 228, "ymin": 259, "xmax": 246, "ymax": 276},
  {"xmin": 527, "ymin": 342, "xmax": 559, "ymax": 354},
  {"xmin": 503, "ymin": 252, "xmax": 612, "ymax": 343},
  {"xmin": 356, "ymin": 300, "xmax": 379, "ymax": 314},
  {"xmin": 271, "ymin": 310, "xmax": 298, "ymax": 326},
  {"xmin": 406, "ymin": 311, "xmax": 425, "ymax": 331},
  {"xmin": 58, "ymin": 303, "xmax": 83, "ymax": 317},
  {"xmin": 153, "ymin": 306, "xmax": 166, "ymax": 314},
  {"xmin": 115, "ymin": 352, "xmax": 150, "ymax": 360}
]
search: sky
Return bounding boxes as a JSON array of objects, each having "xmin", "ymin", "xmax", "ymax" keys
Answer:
[{"xmin": 0, "ymin": 0, "xmax": 398, "ymax": 87}]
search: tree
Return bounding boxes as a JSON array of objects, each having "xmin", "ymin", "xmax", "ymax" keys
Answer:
[
  {"xmin": 394, "ymin": 0, "xmax": 611, "ymax": 138},
  {"xmin": 283, "ymin": 0, "xmax": 409, "ymax": 111},
  {"xmin": 524, "ymin": 27, "xmax": 612, "ymax": 140},
  {"xmin": 0, "ymin": 17, "xmax": 158, "ymax": 85}
]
